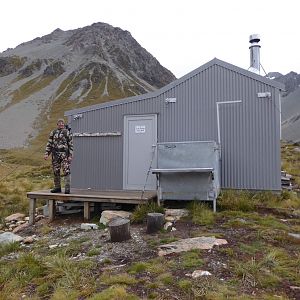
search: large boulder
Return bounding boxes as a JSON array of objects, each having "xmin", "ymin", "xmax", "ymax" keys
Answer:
[
  {"xmin": 0, "ymin": 232, "xmax": 23, "ymax": 244},
  {"xmin": 100, "ymin": 210, "xmax": 132, "ymax": 226}
]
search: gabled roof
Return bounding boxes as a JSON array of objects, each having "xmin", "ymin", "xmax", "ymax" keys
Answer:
[{"xmin": 65, "ymin": 58, "xmax": 285, "ymax": 116}]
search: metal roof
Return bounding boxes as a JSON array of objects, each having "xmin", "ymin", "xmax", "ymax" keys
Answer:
[{"xmin": 65, "ymin": 58, "xmax": 285, "ymax": 116}]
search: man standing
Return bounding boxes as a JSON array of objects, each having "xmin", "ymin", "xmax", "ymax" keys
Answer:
[{"xmin": 44, "ymin": 118, "xmax": 73, "ymax": 194}]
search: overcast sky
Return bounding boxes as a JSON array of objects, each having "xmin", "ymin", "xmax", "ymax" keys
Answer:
[{"xmin": 1, "ymin": 0, "xmax": 299, "ymax": 78}]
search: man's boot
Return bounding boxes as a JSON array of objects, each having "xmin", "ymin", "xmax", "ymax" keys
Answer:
[
  {"xmin": 65, "ymin": 174, "xmax": 71, "ymax": 194},
  {"xmin": 51, "ymin": 174, "xmax": 61, "ymax": 193}
]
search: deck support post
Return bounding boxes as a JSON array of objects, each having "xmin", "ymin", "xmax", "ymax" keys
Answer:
[
  {"xmin": 29, "ymin": 198, "xmax": 36, "ymax": 225},
  {"xmin": 48, "ymin": 200, "xmax": 56, "ymax": 222},
  {"xmin": 84, "ymin": 202, "xmax": 90, "ymax": 220}
]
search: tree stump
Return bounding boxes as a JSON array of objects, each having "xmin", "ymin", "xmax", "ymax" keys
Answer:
[
  {"xmin": 146, "ymin": 212, "xmax": 165, "ymax": 233},
  {"xmin": 109, "ymin": 218, "xmax": 131, "ymax": 242}
]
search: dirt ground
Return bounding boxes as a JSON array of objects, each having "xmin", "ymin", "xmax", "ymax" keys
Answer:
[{"xmin": 13, "ymin": 206, "xmax": 300, "ymax": 300}]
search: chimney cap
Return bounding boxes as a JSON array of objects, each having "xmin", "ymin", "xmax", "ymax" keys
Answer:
[{"xmin": 249, "ymin": 34, "xmax": 260, "ymax": 43}]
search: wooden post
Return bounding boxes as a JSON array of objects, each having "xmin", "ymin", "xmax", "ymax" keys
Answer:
[
  {"xmin": 48, "ymin": 200, "xmax": 55, "ymax": 222},
  {"xmin": 146, "ymin": 212, "xmax": 164, "ymax": 233},
  {"xmin": 29, "ymin": 198, "xmax": 36, "ymax": 225},
  {"xmin": 84, "ymin": 202, "xmax": 90, "ymax": 221},
  {"xmin": 109, "ymin": 218, "xmax": 131, "ymax": 242}
]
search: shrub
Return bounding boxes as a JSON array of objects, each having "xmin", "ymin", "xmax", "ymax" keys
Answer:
[{"xmin": 131, "ymin": 202, "xmax": 164, "ymax": 223}]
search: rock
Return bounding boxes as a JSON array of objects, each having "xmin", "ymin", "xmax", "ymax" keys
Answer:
[
  {"xmin": 49, "ymin": 244, "xmax": 58, "ymax": 249},
  {"xmin": 158, "ymin": 236, "xmax": 228, "ymax": 256},
  {"xmin": 288, "ymin": 233, "xmax": 300, "ymax": 239},
  {"xmin": 164, "ymin": 209, "xmax": 189, "ymax": 221},
  {"xmin": 290, "ymin": 286, "xmax": 300, "ymax": 290},
  {"xmin": 24, "ymin": 217, "xmax": 30, "ymax": 221},
  {"xmin": 100, "ymin": 210, "xmax": 132, "ymax": 225},
  {"xmin": 13, "ymin": 223, "xmax": 29, "ymax": 233},
  {"xmin": 35, "ymin": 215, "xmax": 45, "ymax": 222},
  {"xmin": 80, "ymin": 223, "xmax": 99, "ymax": 230},
  {"xmin": 23, "ymin": 236, "xmax": 34, "ymax": 244},
  {"xmin": 164, "ymin": 222, "xmax": 173, "ymax": 231},
  {"xmin": 5, "ymin": 213, "xmax": 25, "ymax": 222},
  {"xmin": 192, "ymin": 270, "xmax": 212, "ymax": 278},
  {"xmin": 16, "ymin": 220, "xmax": 26, "ymax": 225},
  {"xmin": 0, "ymin": 232, "xmax": 23, "ymax": 244},
  {"xmin": 8, "ymin": 224, "xmax": 18, "ymax": 229}
]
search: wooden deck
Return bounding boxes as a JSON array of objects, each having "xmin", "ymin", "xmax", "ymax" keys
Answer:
[{"xmin": 27, "ymin": 189, "xmax": 157, "ymax": 225}]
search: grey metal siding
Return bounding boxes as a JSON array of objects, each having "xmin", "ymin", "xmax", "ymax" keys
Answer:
[{"xmin": 69, "ymin": 61, "xmax": 281, "ymax": 191}]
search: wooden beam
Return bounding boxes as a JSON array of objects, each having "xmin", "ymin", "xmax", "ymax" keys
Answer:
[
  {"xmin": 48, "ymin": 200, "xmax": 55, "ymax": 222},
  {"xmin": 29, "ymin": 198, "xmax": 36, "ymax": 225},
  {"xmin": 84, "ymin": 202, "xmax": 90, "ymax": 221}
]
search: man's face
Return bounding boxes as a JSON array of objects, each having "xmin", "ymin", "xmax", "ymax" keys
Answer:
[{"xmin": 57, "ymin": 121, "xmax": 65, "ymax": 129}]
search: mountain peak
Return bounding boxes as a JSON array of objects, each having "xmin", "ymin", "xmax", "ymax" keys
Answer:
[{"xmin": 0, "ymin": 22, "xmax": 176, "ymax": 148}]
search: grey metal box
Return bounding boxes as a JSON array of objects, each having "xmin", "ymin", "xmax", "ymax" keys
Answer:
[{"xmin": 152, "ymin": 141, "xmax": 220, "ymax": 211}]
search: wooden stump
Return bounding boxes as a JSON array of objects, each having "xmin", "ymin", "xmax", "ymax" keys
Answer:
[
  {"xmin": 109, "ymin": 218, "xmax": 131, "ymax": 242},
  {"xmin": 146, "ymin": 212, "xmax": 165, "ymax": 233}
]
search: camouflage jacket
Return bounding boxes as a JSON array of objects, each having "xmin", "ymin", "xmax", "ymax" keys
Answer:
[{"xmin": 45, "ymin": 128, "xmax": 73, "ymax": 156}]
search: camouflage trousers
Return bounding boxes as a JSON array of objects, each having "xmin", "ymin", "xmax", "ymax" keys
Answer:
[{"xmin": 52, "ymin": 152, "xmax": 71, "ymax": 189}]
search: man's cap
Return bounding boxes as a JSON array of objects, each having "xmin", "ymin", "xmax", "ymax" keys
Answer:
[{"xmin": 57, "ymin": 118, "xmax": 65, "ymax": 124}]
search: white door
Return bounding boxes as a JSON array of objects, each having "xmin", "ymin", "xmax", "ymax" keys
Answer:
[{"xmin": 123, "ymin": 114, "xmax": 157, "ymax": 190}]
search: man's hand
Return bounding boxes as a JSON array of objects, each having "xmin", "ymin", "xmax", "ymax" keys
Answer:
[{"xmin": 44, "ymin": 154, "xmax": 49, "ymax": 160}]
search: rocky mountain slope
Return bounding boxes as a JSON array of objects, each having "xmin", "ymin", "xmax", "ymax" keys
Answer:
[
  {"xmin": 0, "ymin": 22, "xmax": 176, "ymax": 148},
  {"xmin": 269, "ymin": 71, "xmax": 300, "ymax": 142}
]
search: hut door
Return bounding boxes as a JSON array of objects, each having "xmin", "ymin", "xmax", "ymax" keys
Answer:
[{"xmin": 123, "ymin": 114, "xmax": 157, "ymax": 190}]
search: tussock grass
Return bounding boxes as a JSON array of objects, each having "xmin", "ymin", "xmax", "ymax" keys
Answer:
[
  {"xmin": 131, "ymin": 202, "xmax": 164, "ymax": 223},
  {"xmin": 187, "ymin": 201, "xmax": 215, "ymax": 225},
  {"xmin": 218, "ymin": 190, "xmax": 257, "ymax": 212},
  {"xmin": 100, "ymin": 273, "xmax": 137, "ymax": 285},
  {"xmin": 87, "ymin": 286, "xmax": 139, "ymax": 300},
  {"xmin": 180, "ymin": 250, "xmax": 203, "ymax": 269},
  {"xmin": 0, "ymin": 241, "xmax": 20, "ymax": 257},
  {"xmin": 156, "ymin": 272, "xmax": 173, "ymax": 285},
  {"xmin": 87, "ymin": 247, "xmax": 101, "ymax": 257},
  {"xmin": 233, "ymin": 247, "xmax": 299, "ymax": 288}
]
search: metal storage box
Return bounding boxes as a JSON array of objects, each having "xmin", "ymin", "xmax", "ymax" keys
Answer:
[{"xmin": 152, "ymin": 141, "xmax": 221, "ymax": 211}]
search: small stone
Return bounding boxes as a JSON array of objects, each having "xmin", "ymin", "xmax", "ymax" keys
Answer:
[
  {"xmin": 16, "ymin": 220, "xmax": 26, "ymax": 225},
  {"xmin": 171, "ymin": 227, "xmax": 177, "ymax": 232},
  {"xmin": 23, "ymin": 236, "xmax": 34, "ymax": 244},
  {"xmin": 192, "ymin": 270, "xmax": 212, "ymax": 278},
  {"xmin": 24, "ymin": 217, "xmax": 30, "ymax": 221},
  {"xmin": 288, "ymin": 233, "xmax": 300, "ymax": 240},
  {"xmin": 290, "ymin": 286, "xmax": 300, "ymax": 290},
  {"xmin": 80, "ymin": 223, "xmax": 99, "ymax": 230},
  {"xmin": 35, "ymin": 215, "xmax": 44, "ymax": 222},
  {"xmin": 49, "ymin": 244, "xmax": 58, "ymax": 249},
  {"xmin": 5, "ymin": 213, "xmax": 25, "ymax": 222},
  {"xmin": 164, "ymin": 222, "xmax": 173, "ymax": 231}
]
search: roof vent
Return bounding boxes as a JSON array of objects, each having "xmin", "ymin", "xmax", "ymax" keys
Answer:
[{"xmin": 249, "ymin": 34, "xmax": 261, "ymax": 74}]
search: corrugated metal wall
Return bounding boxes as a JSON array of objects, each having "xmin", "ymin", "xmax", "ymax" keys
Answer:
[{"xmin": 70, "ymin": 63, "xmax": 281, "ymax": 191}]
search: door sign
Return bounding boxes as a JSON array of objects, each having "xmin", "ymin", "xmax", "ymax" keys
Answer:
[{"xmin": 135, "ymin": 125, "xmax": 146, "ymax": 134}]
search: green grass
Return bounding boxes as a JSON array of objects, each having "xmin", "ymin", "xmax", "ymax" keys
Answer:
[
  {"xmin": 131, "ymin": 202, "xmax": 164, "ymax": 223},
  {"xmin": 187, "ymin": 201, "xmax": 216, "ymax": 225},
  {"xmin": 0, "ymin": 242, "xmax": 21, "ymax": 258},
  {"xmin": 100, "ymin": 273, "xmax": 137, "ymax": 285},
  {"xmin": 180, "ymin": 250, "xmax": 204, "ymax": 269},
  {"xmin": 87, "ymin": 247, "xmax": 101, "ymax": 257},
  {"xmin": 87, "ymin": 286, "xmax": 139, "ymax": 300}
]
